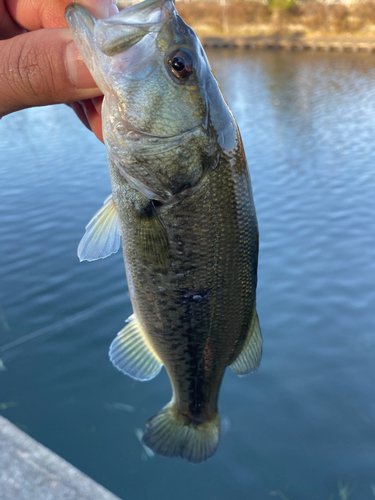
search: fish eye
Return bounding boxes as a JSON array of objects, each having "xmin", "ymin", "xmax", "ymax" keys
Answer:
[{"xmin": 168, "ymin": 50, "xmax": 193, "ymax": 79}]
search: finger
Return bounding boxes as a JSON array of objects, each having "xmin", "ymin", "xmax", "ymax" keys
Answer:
[
  {"xmin": 92, "ymin": 96, "xmax": 103, "ymax": 116},
  {"xmin": 66, "ymin": 101, "xmax": 92, "ymax": 131},
  {"xmin": 0, "ymin": 1, "xmax": 24, "ymax": 40},
  {"xmin": 82, "ymin": 98, "xmax": 104, "ymax": 143},
  {"xmin": 0, "ymin": 27, "xmax": 102, "ymax": 117},
  {"xmin": 67, "ymin": 96, "xmax": 103, "ymax": 141},
  {"xmin": 5, "ymin": 0, "xmax": 118, "ymax": 30}
]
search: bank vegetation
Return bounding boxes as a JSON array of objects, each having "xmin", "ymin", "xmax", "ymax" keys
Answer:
[{"xmin": 175, "ymin": 0, "xmax": 375, "ymax": 37}]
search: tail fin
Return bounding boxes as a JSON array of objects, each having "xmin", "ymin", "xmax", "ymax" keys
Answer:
[{"xmin": 142, "ymin": 402, "xmax": 220, "ymax": 463}]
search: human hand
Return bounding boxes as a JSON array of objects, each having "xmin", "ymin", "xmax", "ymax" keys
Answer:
[{"xmin": 0, "ymin": 0, "xmax": 118, "ymax": 142}]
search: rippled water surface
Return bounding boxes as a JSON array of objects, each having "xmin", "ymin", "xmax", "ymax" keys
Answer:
[{"xmin": 1, "ymin": 50, "xmax": 375, "ymax": 500}]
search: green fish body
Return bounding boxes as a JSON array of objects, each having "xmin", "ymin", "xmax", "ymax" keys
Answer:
[{"xmin": 66, "ymin": 0, "xmax": 261, "ymax": 463}]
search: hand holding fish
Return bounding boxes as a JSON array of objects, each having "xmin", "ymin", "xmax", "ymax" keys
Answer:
[{"xmin": 0, "ymin": 0, "xmax": 117, "ymax": 140}]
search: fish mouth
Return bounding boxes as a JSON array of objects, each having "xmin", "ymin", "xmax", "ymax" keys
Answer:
[
  {"xmin": 113, "ymin": 0, "xmax": 175, "ymax": 24},
  {"xmin": 95, "ymin": 0, "xmax": 176, "ymax": 56},
  {"xmin": 66, "ymin": 0, "xmax": 176, "ymax": 58},
  {"xmin": 66, "ymin": 0, "xmax": 178, "ymax": 90}
]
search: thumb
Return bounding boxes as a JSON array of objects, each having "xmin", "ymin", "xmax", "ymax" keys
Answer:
[{"xmin": 0, "ymin": 27, "xmax": 101, "ymax": 118}]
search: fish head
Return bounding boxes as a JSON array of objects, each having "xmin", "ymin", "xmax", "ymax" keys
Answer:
[{"xmin": 66, "ymin": 0, "xmax": 238, "ymax": 202}]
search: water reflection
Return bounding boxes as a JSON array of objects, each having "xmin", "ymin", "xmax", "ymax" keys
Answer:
[{"xmin": 1, "ymin": 50, "xmax": 375, "ymax": 499}]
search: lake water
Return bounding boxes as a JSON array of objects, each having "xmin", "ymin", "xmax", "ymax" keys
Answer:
[{"xmin": 1, "ymin": 49, "xmax": 375, "ymax": 500}]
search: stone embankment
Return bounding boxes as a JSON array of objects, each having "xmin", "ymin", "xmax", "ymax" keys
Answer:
[
  {"xmin": 202, "ymin": 35, "xmax": 375, "ymax": 52},
  {"xmin": 0, "ymin": 416, "xmax": 121, "ymax": 500}
]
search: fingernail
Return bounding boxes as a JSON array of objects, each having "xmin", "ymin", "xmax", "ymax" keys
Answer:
[
  {"xmin": 85, "ymin": 0, "xmax": 119, "ymax": 18},
  {"xmin": 108, "ymin": 1, "xmax": 119, "ymax": 16},
  {"xmin": 65, "ymin": 41, "xmax": 98, "ymax": 89}
]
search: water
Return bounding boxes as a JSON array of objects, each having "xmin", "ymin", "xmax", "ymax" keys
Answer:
[{"xmin": 1, "ymin": 50, "xmax": 375, "ymax": 500}]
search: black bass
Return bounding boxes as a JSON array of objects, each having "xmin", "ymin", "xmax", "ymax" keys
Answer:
[{"xmin": 66, "ymin": 0, "xmax": 261, "ymax": 463}]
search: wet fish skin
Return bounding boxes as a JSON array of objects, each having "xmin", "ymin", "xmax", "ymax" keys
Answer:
[{"xmin": 66, "ymin": 0, "xmax": 261, "ymax": 463}]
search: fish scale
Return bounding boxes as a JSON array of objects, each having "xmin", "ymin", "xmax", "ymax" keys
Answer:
[{"xmin": 66, "ymin": 0, "xmax": 261, "ymax": 463}]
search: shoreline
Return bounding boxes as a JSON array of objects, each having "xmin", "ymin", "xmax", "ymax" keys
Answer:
[{"xmin": 201, "ymin": 34, "xmax": 375, "ymax": 51}]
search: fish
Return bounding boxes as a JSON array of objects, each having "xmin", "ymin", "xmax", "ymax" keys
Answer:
[{"xmin": 65, "ymin": 0, "xmax": 261, "ymax": 463}]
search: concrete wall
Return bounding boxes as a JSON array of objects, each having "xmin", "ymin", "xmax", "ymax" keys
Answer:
[{"xmin": 0, "ymin": 416, "xmax": 121, "ymax": 500}]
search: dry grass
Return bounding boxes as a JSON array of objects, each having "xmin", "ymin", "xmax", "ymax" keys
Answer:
[{"xmin": 175, "ymin": 0, "xmax": 375, "ymax": 37}]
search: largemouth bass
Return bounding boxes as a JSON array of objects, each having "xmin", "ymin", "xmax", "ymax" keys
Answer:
[{"xmin": 66, "ymin": 0, "xmax": 261, "ymax": 463}]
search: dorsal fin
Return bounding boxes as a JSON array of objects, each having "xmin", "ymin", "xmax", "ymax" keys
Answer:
[{"xmin": 78, "ymin": 194, "xmax": 121, "ymax": 262}]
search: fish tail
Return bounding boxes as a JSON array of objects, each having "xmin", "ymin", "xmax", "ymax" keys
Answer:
[{"xmin": 142, "ymin": 402, "xmax": 220, "ymax": 463}]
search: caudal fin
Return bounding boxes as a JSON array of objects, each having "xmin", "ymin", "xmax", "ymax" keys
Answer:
[{"xmin": 142, "ymin": 402, "xmax": 220, "ymax": 463}]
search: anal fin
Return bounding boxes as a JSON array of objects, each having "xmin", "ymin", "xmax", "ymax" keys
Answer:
[
  {"xmin": 109, "ymin": 314, "xmax": 163, "ymax": 381},
  {"xmin": 230, "ymin": 311, "xmax": 262, "ymax": 376}
]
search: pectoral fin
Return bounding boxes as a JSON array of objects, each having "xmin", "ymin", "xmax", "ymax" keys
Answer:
[
  {"xmin": 230, "ymin": 311, "xmax": 262, "ymax": 376},
  {"xmin": 109, "ymin": 314, "xmax": 163, "ymax": 381},
  {"xmin": 78, "ymin": 194, "xmax": 121, "ymax": 262}
]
